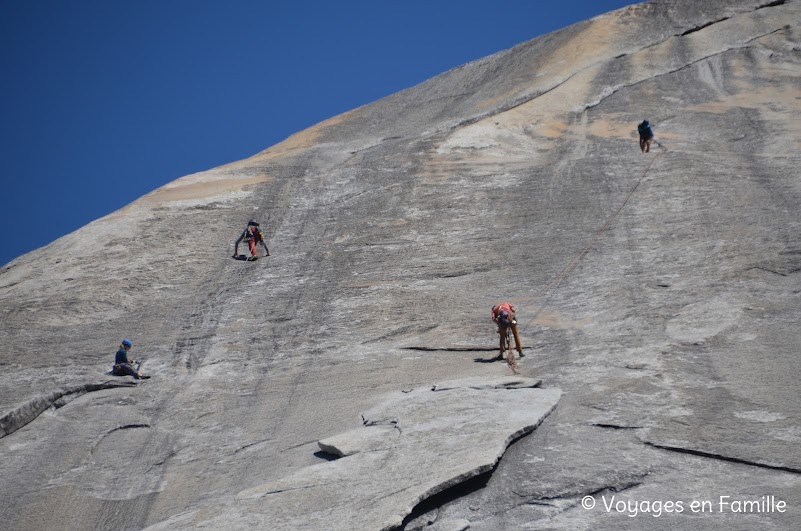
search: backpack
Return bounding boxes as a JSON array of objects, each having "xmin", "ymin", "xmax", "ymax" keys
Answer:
[
  {"xmin": 244, "ymin": 227, "xmax": 264, "ymax": 242},
  {"xmin": 638, "ymin": 121, "xmax": 651, "ymax": 136}
]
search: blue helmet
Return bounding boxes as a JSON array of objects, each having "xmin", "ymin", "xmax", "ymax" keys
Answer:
[{"xmin": 122, "ymin": 339, "xmax": 132, "ymax": 347}]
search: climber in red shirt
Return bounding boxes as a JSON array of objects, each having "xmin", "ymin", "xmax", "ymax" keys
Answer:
[{"xmin": 491, "ymin": 302, "xmax": 523, "ymax": 361}]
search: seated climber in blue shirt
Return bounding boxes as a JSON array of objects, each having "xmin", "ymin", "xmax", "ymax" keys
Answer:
[{"xmin": 112, "ymin": 339, "xmax": 150, "ymax": 379}]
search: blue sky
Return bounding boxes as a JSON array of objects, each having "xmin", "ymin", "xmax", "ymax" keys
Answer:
[{"xmin": 0, "ymin": 0, "xmax": 634, "ymax": 266}]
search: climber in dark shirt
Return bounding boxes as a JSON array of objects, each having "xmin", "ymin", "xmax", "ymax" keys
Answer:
[
  {"xmin": 112, "ymin": 339, "xmax": 149, "ymax": 379},
  {"xmin": 233, "ymin": 220, "xmax": 270, "ymax": 260},
  {"xmin": 638, "ymin": 120, "xmax": 655, "ymax": 153}
]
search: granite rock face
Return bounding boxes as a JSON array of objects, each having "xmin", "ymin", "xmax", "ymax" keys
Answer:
[
  {"xmin": 144, "ymin": 379, "xmax": 559, "ymax": 531},
  {"xmin": 2, "ymin": 0, "xmax": 801, "ymax": 529}
]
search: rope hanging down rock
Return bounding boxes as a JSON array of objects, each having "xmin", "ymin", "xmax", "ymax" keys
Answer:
[{"xmin": 519, "ymin": 150, "xmax": 665, "ymax": 333}]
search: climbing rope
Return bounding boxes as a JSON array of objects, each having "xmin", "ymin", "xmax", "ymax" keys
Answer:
[{"xmin": 519, "ymin": 149, "xmax": 665, "ymax": 333}]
